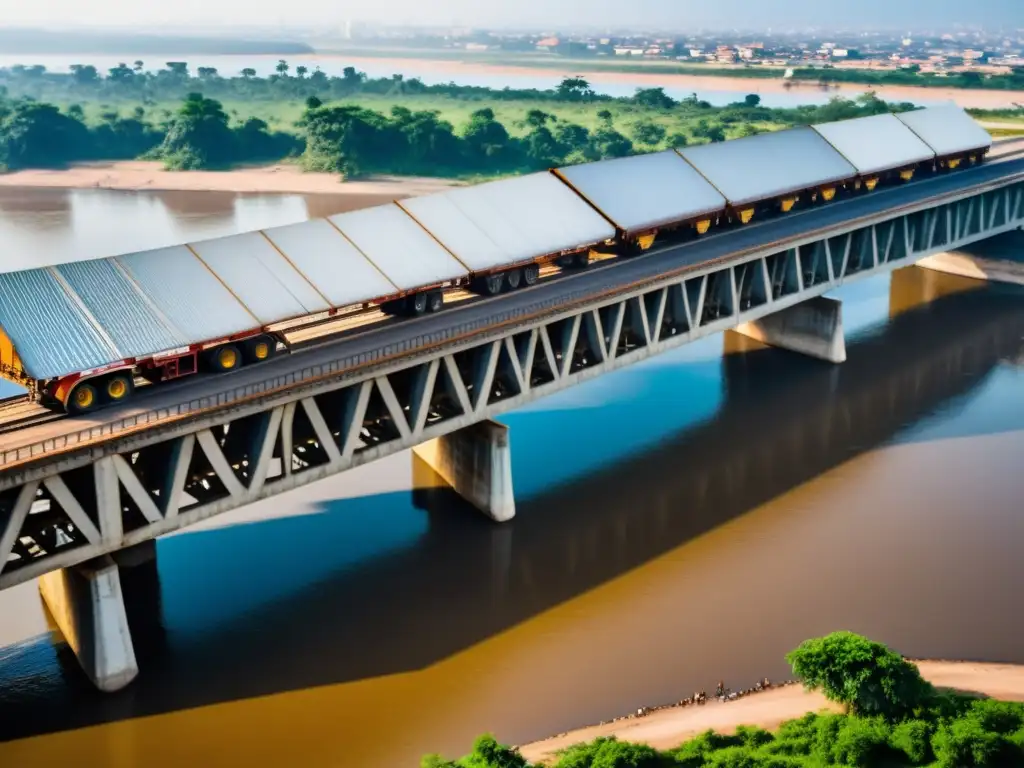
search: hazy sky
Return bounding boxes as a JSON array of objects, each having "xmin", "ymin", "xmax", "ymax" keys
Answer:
[{"xmin": 0, "ymin": 0, "xmax": 1021, "ymax": 31}]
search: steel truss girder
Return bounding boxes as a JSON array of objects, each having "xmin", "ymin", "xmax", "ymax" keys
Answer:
[{"xmin": 1, "ymin": 183, "xmax": 1022, "ymax": 590}]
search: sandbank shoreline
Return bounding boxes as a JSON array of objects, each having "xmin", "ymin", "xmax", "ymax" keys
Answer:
[{"xmin": 518, "ymin": 660, "xmax": 1024, "ymax": 765}]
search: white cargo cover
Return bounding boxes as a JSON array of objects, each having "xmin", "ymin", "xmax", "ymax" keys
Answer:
[
  {"xmin": 114, "ymin": 246, "xmax": 259, "ymax": 343},
  {"xmin": 554, "ymin": 151, "xmax": 727, "ymax": 235},
  {"xmin": 328, "ymin": 204, "xmax": 468, "ymax": 292},
  {"xmin": 55, "ymin": 259, "xmax": 187, "ymax": 358},
  {"xmin": 400, "ymin": 172, "xmax": 616, "ymax": 272},
  {"xmin": 262, "ymin": 218, "xmax": 399, "ymax": 309},
  {"xmin": 190, "ymin": 232, "xmax": 331, "ymax": 325},
  {"xmin": 678, "ymin": 127, "xmax": 858, "ymax": 207},
  {"xmin": 0, "ymin": 268, "xmax": 123, "ymax": 379},
  {"xmin": 812, "ymin": 113, "xmax": 936, "ymax": 176},
  {"xmin": 895, "ymin": 105, "xmax": 993, "ymax": 158}
]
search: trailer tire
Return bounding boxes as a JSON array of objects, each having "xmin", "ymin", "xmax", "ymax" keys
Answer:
[
  {"xmin": 406, "ymin": 292, "xmax": 429, "ymax": 316},
  {"xmin": 102, "ymin": 373, "xmax": 135, "ymax": 404},
  {"xmin": 523, "ymin": 263, "xmax": 540, "ymax": 286},
  {"xmin": 205, "ymin": 344, "xmax": 242, "ymax": 373},
  {"xmin": 67, "ymin": 381, "xmax": 100, "ymax": 415},
  {"xmin": 506, "ymin": 268, "xmax": 523, "ymax": 290},
  {"xmin": 573, "ymin": 252, "xmax": 590, "ymax": 268},
  {"xmin": 426, "ymin": 291, "xmax": 444, "ymax": 313},
  {"xmin": 243, "ymin": 335, "xmax": 277, "ymax": 365},
  {"xmin": 473, "ymin": 273, "xmax": 505, "ymax": 296}
]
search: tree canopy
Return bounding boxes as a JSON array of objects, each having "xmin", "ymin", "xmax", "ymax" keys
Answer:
[{"xmin": 785, "ymin": 631, "xmax": 935, "ymax": 719}]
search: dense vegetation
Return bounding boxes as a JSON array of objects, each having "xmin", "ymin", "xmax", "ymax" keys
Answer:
[
  {"xmin": 423, "ymin": 632, "xmax": 1024, "ymax": 768},
  {"xmin": 0, "ymin": 61, "xmax": 936, "ymax": 178}
]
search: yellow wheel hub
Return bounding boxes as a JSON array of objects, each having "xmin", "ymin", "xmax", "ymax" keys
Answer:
[
  {"xmin": 219, "ymin": 348, "xmax": 238, "ymax": 369},
  {"xmin": 253, "ymin": 342, "xmax": 270, "ymax": 360},
  {"xmin": 73, "ymin": 386, "xmax": 94, "ymax": 409},
  {"xmin": 107, "ymin": 378, "xmax": 128, "ymax": 399}
]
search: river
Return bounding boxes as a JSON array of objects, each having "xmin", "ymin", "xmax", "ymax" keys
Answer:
[
  {"xmin": 0, "ymin": 52, "xmax": 980, "ymax": 108},
  {"xmin": 0, "ymin": 189, "xmax": 1023, "ymax": 767}
]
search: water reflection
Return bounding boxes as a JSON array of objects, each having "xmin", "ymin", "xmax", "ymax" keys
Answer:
[
  {"xmin": 0, "ymin": 188, "xmax": 350, "ymax": 271},
  {"xmin": 2, "ymin": 268, "xmax": 1022, "ymax": 754}
]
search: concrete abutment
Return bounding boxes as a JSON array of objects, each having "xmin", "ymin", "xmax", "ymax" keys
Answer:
[
  {"xmin": 411, "ymin": 419, "xmax": 515, "ymax": 523},
  {"xmin": 37, "ymin": 540, "xmax": 157, "ymax": 692},
  {"xmin": 729, "ymin": 296, "xmax": 847, "ymax": 364}
]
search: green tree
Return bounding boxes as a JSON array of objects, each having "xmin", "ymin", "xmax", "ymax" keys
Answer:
[
  {"xmin": 931, "ymin": 717, "xmax": 1003, "ymax": 767},
  {"xmin": 557, "ymin": 76, "xmax": 594, "ymax": 101},
  {"xmin": 631, "ymin": 120, "xmax": 666, "ymax": 147},
  {"xmin": 276, "ymin": 59, "xmax": 289, "ymax": 77},
  {"xmin": 786, "ymin": 631, "xmax": 934, "ymax": 718},
  {"xmin": 296, "ymin": 65, "xmax": 308, "ymax": 78},
  {"xmin": 633, "ymin": 87, "xmax": 676, "ymax": 109},
  {"xmin": 240, "ymin": 68, "xmax": 256, "ymax": 79},
  {"xmin": 0, "ymin": 101, "xmax": 95, "ymax": 170},
  {"xmin": 153, "ymin": 92, "xmax": 235, "ymax": 169},
  {"xmin": 744, "ymin": 93, "xmax": 762, "ymax": 107}
]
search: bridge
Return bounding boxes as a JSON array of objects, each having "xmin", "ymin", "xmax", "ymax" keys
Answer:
[
  {"xmin": 2, "ymin": 142, "xmax": 1024, "ymax": 692},
  {"xmin": 0, "ymin": 266, "xmax": 1018, "ymax": 737}
]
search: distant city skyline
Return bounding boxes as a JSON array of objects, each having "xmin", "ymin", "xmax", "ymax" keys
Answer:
[{"xmin": 0, "ymin": 0, "xmax": 1021, "ymax": 33}]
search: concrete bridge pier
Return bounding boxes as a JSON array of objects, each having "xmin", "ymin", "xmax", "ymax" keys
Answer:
[
  {"xmin": 37, "ymin": 541, "xmax": 155, "ymax": 692},
  {"xmin": 916, "ymin": 230, "xmax": 1024, "ymax": 286},
  {"xmin": 411, "ymin": 419, "xmax": 515, "ymax": 523},
  {"xmin": 729, "ymin": 296, "xmax": 847, "ymax": 364}
]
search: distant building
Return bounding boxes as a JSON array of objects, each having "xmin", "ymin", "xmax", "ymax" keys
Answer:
[{"xmin": 536, "ymin": 37, "xmax": 560, "ymax": 49}]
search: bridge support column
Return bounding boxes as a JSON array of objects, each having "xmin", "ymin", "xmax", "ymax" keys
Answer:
[
  {"xmin": 38, "ymin": 553, "xmax": 139, "ymax": 692},
  {"xmin": 412, "ymin": 419, "xmax": 515, "ymax": 522},
  {"xmin": 730, "ymin": 296, "xmax": 846, "ymax": 364}
]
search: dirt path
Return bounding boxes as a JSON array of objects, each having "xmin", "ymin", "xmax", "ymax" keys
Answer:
[{"xmin": 519, "ymin": 661, "xmax": 1024, "ymax": 765}]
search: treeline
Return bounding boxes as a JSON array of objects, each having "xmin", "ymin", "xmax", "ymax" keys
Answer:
[
  {"xmin": 0, "ymin": 91, "xmax": 297, "ymax": 172},
  {"xmin": 0, "ymin": 82, "xmax": 918, "ymax": 177},
  {"xmin": 423, "ymin": 632, "xmax": 1024, "ymax": 768}
]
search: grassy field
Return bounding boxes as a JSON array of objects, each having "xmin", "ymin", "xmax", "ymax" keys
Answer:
[{"xmin": 63, "ymin": 93, "xmax": 783, "ymax": 141}]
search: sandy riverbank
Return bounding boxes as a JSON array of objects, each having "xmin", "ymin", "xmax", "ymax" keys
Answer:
[
  {"xmin": 519, "ymin": 661, "xmax": 1024, "ymax": 765},
  {"xmin": 0, "ymin": 161, "xmax": 462, "ymax": 197},
  {"xmin": 304, "ymin": 54, "xmax": 1024, "ymax": 110}
]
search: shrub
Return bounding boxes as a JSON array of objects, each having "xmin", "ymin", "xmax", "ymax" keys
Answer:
[
  {"xmin": 968, "ymin": 699, "xmax": 1024, "ymax": 736},
  {"xmin": 931, "ymin": 718, "xmax": 1003, "ymax": 768},
  {"xmin": 786, "ymin": 631, "xmax": 934, "ymax": 718},
  {"xmin": 733, "ymin": 725, "xmax": 775, "ymax": 749},
  {"xmin": 889, "ymin": 719, "xmax": 934, "ymax": 764},
  {"xmin": 553, "ymin": 737, "xmax": 664, "ymax": 768},
  {"xmin": 670, "ymin": 730, "xmax": 744, "ymax": 765},
  {"xmin": 831, "ymin": 717, "xmax": 894, "ymax": 767}
]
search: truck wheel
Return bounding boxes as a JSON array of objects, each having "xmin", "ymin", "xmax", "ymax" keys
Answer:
[
  {"xmin": 473, "ymin": 273, "xmax": 505, "ymax": 296},
  {"xmin": 103, "ymin": 373, "xmax": 135, "ymax": 404},
  {"xmin": 506, "ymin": 269, "xmax": 523, "ymax": 290},
  {"xmin": 523, "ymin": 264, "xmax": 540, "ymax": 286},
  {"xmin": 573, "ymin": 252, "xmax": 590, "ymax": 268},
  {"xmin": 206, "ymin": 344, "xmax": 242, "ymax": 373},
  {"xmin": 243, "ymin": 336, "xmax": 277, "ymax": 365},
  {"xmin": 407, "ymin": 292, "xmax": 429, "ymax": 316},
  {"xmin": 67, "ymin": 381, "xmax": 100, "ymax": 415},
  {"xmin": 426, "ymin": 291, "xmax": 444, "ymax": 313}
]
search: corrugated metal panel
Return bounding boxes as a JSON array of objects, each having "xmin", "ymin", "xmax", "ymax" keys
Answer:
[
  {"xmin": 262, "ymin": 219, "xmax": 399, "ymax": 308},
  {"xmin": 678, "ymin": 127, "xmax": 858, "ymax": 207},
  {"xmin": 554, "ymin": 150, "xmax": 727, "ymax": 234},
  {"xmin": 895, "ymin": 105, "xmax": 993, "ymax": 157},
  {"xmin": 812, "ymin": 113, "xmax": 936, "ymax": 176},
  {"xmin": 189, "ymin": 232, "xmax": 330, "ymax": 325},
  {"xmin": 55, "ymin": 258, "xmax": 188, "ymax": 357},
  {"xmin": 115, "ymin": 246, "xmax": 259, "ymax": 343},
  {"xmin": 403, "ymin": 173, "xmax": 616, "ymax": 271},
  {"xmin": 328, "ymin": 204, "xmax": 468, "ymax": 292},
  {"xmin": 0, "ymin": 268, "xmax": 120, "ymax": 379}
]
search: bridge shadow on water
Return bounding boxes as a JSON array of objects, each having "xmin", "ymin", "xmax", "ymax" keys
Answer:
[{"xmin": 1, "ymin": 269, "xmax": 1023, "ymax": 741}]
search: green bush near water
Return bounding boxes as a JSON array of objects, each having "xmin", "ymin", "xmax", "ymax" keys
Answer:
[{"xmin": 423, "ymin": 632, "xmax": 1024, "ymax": 768}]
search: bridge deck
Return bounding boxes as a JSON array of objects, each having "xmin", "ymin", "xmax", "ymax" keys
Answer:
[{"xmin": 1, "ymin": 153, "xmax": 1023, "ymax": 466}]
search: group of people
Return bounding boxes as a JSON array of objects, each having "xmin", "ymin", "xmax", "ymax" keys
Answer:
[{"xmin": 714, "ymin": 677, "xmax": 773, "ymax": 702}]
